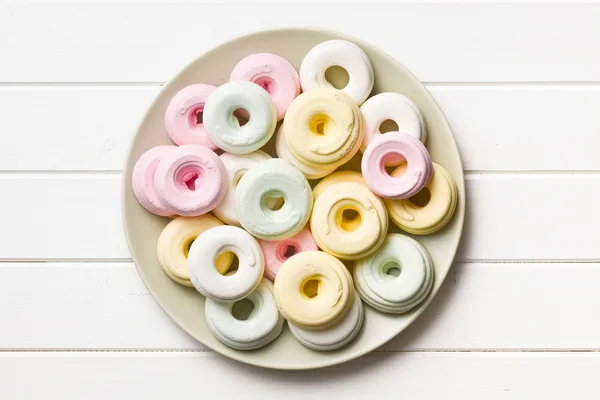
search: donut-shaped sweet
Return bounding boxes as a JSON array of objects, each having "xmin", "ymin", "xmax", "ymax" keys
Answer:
[
  {"xmin": 164, "ymin": 84, "xmax": 218, "ymax": 148},
  {"xmin": 283, "ymin": 88, "xmax": 364, "ymax": 170},
  {"xmin": 188, "ymin": 225, "xmax": 264, "ymax": 302},
  {"xmin": 205, "ymin": 279, "xmax": 284, "ymax": 350},
  {"xmin": 204, "ymin": 81, "xmax": 277, "ymax": 154},
  {"xmin": 274, "ymin": 125, "xmax": 336, "ymax": 180},
  {"xmin": 131, "ymin": 145, "xmax": 177, "ymax": 217},
  {"xmin": 353, "ymin": 234, "xmax": 434, "ymax": 314},
  {"xmin": 274, "ymin": 251, "xmax": 354, "ymax": 330},
  {"xmin": 230, "ymin": 53, "xmax": 300, "ymax": 120},
  {"xmin": 300, "ymin": 40, "xmax": 374, "ymax": 105},
  {"xmin": 259, "ymin": 228, "xmax": 318, "ymax": 281},
  {"xmin": 312, "ymin": 170, "xmax": 365, "ymax": 199},
  {"xmin": 156, "ymin": 215, "xmax": 233, "ymax": 286},
  {"xmin": 360, "ymin": 92, "xmax": 426, "ymax": 165},
  {"xmin": 235, "ymin": 158, "xmax": 313, "ymax": 241},
  {"xmin": 361, "ymin": 132, "xmax": 433, "ymax": 199},
  {"xmin": 310, "ymin": 181, "xmax": 388, "ymax": 260},
  {"xmin": 385, "ymin": 163, "xmax": 458, "ymax": 235},
  {"xmin": 213, "ymin": 150, "xmax": 271, "ymax": 225},
  {"xmin": 288, "ymin": 292, "xmax": 364, "ymax": 351},
  {"xmin": 153, "ymin": 144, "xmax": 227, "ymax": 216}
]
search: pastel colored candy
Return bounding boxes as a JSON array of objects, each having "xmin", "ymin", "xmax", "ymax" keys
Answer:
[
  {"xmin": 153, "ymin": 144, "xmax": 227, "ymax": 216},
  {"xmin": 385, "ymin": 163, "xmax": 458, "ymax": 235},
  {"xmin": 188, "ymin": 225, "xmax": 264, "ymax": 302},
  {"xmin": 131, "ymin": 145, "xmax": 177, "ymax": 217},
  {"xmin": 205, "ymin": 279, "xmax": 284, "ymax": 350},
  {"xmin": 213, "ymin": 150, "xmax": 271, "ymax": 225},
  {"xmin": 288, "ymin": 292, "xmax": 364, "ymax": 351},
  {"xmin": 310, "ymin": 181, "xmax": 388, "ymax": 260},
  {"xmin": 204, "ymin": 81, "xmax": 277, "ymax": 154},
  {"xmin": 235, "ymin": 158, "xmax": 313, "ymax": 241},
  {"xmin": 274, "ymin": 125, "xmax": 336, "ymax": 180},
  {"xmin": 361, "ymin": 132, "xmax": 433, "ymax": 199},
  {"xmin": 300, "ymin": 40, "xmax": 374, "ymax": 105},
  {"xmin": 164, "ymin": 84, "xmax": 218, "ymax": 148},
  {"xmin": 156, "ymin": 215, "xmax": 233, "ymax": 286},
  {"xmin": 230, "ymin": 53, "xmax": 300, "ymax": 120},
  {"xmin": 259, "ymin": 228, "xmax": 318, "ymax": 281},
  {"xmin": 360, "ymin": 92, "xmax": 426, "ymax": 165},
  {"xmin": 283, "ymin": 88, "xmax": 364, "ymax": 173},
  {"xmin": 353, "ymin": 234, "xmax": 434, "ymax": 314},
  {"xmin": 274, "ymin": 251, "xmax": 354, "ymax": 330}
]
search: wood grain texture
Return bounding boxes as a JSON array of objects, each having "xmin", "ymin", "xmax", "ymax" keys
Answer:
[
  {"xmin": 2, "ymin": 352, "xmax": 600, "ymax": 399},
  {"xmin": 0, "ymin": 175, "xmax": 597, "ymax": 261},
  {"xmin": 1, "ymin": 262, "xmax": 599, "ymax": 351},
  {"xmin": 3, "ymin": 86, "xmax": 600, "ymax": 171},
  {"xmin": 1, "ymin": 3, "xmax": 600, "ymax": 82}
]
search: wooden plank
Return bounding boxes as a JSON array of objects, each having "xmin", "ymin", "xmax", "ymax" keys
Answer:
[
  {"xmin": 0, "ymin": 175, "xmax": 129, "ymax": 260},
  {"xmin": 0, "ymin": 87, "xmax": 157, "ymax": 171},
  {"xmin": 0, "ymin": 175, "xmax": 597, "ymax": 260},
  {"xmin": 1, "ymin": 3, "xmax": 600, "ymax": 82},
  {"xmin": 1, "ymin": 352, "xmax": 599, "ymax": 399},
  {"xmin": 1, "ymin": 262, "xmax": 599, "ymax": 351},
  {"xmin": 2, "ymin": 85, "xmax": 600, "ymax": 172}
]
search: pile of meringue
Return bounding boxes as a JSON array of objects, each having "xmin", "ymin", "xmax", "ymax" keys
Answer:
[{"xmin": 131, "ymin": 39, "xmax": 458, "ymax": 351}]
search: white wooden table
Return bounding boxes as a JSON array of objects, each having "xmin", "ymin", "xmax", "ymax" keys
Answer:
[{"xmin": 1, "ymin": 2, "xmax": 600, "ymax": 398}]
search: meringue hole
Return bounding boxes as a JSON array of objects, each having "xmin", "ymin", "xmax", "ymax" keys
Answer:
[
  {"xmin": 233, "ymin": 108, "xmax": 250, "ymax": 127},
  {"xmin": 324, "ymin": 65, "xmax": 349, "ymax": 90},
  {"xmin": 189, "ymin": 106, "xmax": 204, "ymax": 127},
  {"xmin": 262, "ymin": 191, "xmax": 285, "ymax": 212},
  {"xmin": 219, "ymin": 252, "xmax": 239, "ymax": 276},
  {"xmin": 175, "ymin": 165, "xmax": 203, "ymax": 191},
  {"xmin": 302, "ymin": 278, "xmax": 322, "ymax": 299},
  {"xmin": 383, "ymin": 261, "xmax": 401, "ymax": 278},
  {"xmin": 408, "ymin": 187, "xmax": 431, "ymax": 207},
  {"xmin": 309, "ymin": 114, "xmax": 329, "ymax": 136},
  {"xmin": 231, "ymin": 298, "xmax": 255, "ymax": 321},
  {"xmin": 382, "ymin": 154, "xmax": 407, "ymax": 175},
  {"xmin": 276, "ymin": 240, "xmax": 299, "ymax": 262},
  {"xmin": 254, "ymin": 77, "xmax": 276, "ymax": 95},
  {"xmin": 379, "ymin": 119, "xmax": 399, "ymax": 134},
  {"xmin": 184, "ymin": 239, "xmax": 195, "ymax": 258},
  {"xmin": 338, "ymin": 208, "xmax": 362, "ymax": 232}
]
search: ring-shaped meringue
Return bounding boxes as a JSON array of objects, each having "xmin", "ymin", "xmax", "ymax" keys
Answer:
[
  {"xmin": 204, "ymin": 81, "xmax": 277, "ymax": 154},
  {"xmin": 153, "ymin": 144, "xmax": 227, "ymax": 216},
  {"xmin": 385, "ymin": 163, "xmax": 458, "ymax": 235},
  {"xmin": 188, "ymin": 225, "xmax": 264, "ymax": 302},
  {"xmin": 283, "ymin": 88, "xmax": 364, "ymax": 169},
  {"xmin": 230, "ymin": 53, "xmax": 300, "ymax": 120},
  {"xmin": 299, "ymin": 40, "xmax": 374, "ymax": 105},
  {"xmin": 164, "ymin": 84, "xmax": 218, "ymax": 148},
  {"xmin": 235, "ymin": 159, "xmax": 313, "ymax": 241},
  {"xmin": 274, "ymin": 251, "xmax": 353, "ymax": 330},
  {"xmin": 205, "ymin": 279, "xmax": 284, "ymax": 350},
  {"xmin": 361, "ymin": 132, "xmax": 433, "ymax": 199},
  {"xmin": 310, "ymin": 181, "xmax": 388, "ymax": 260},
  {"xmin": 353, "ymin": 234, "xmax": 434, "ymax": 314}
]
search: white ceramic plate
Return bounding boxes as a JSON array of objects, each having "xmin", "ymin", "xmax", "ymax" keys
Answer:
[{"xmin": 122, "ymin": 28, "xmax": 465, "ymax": 370}]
